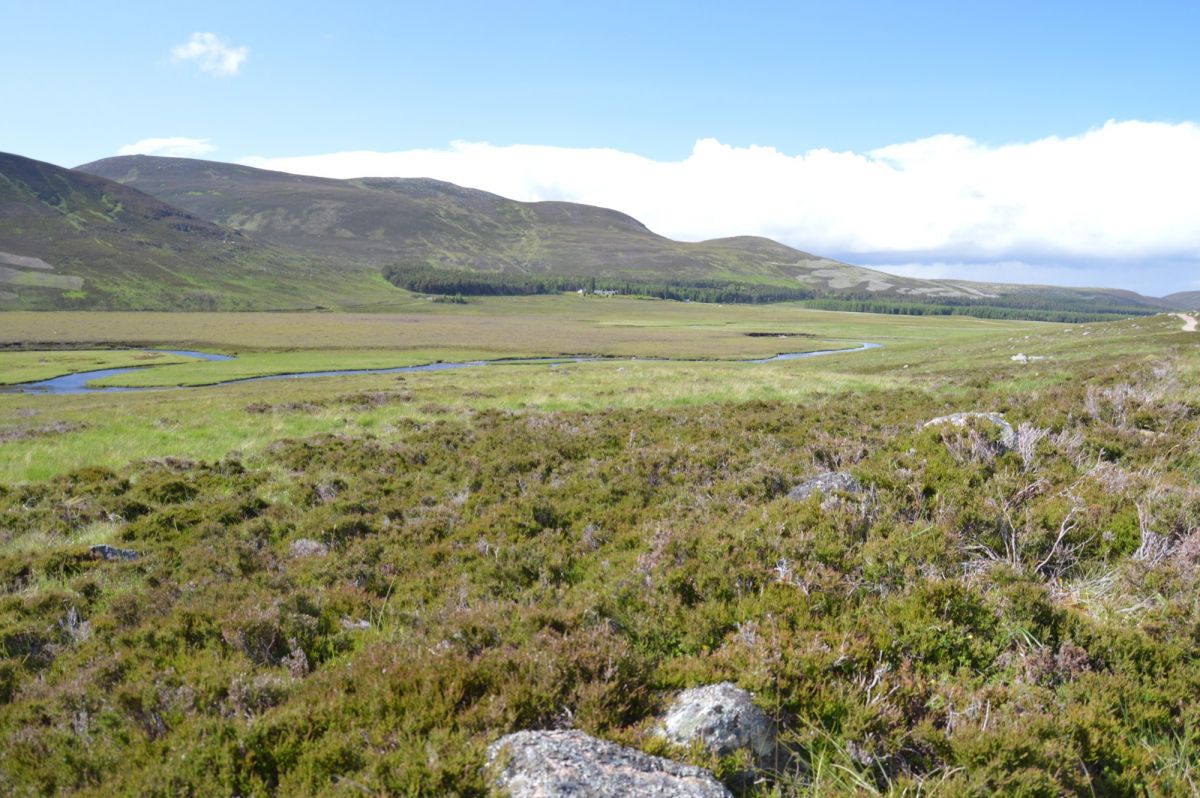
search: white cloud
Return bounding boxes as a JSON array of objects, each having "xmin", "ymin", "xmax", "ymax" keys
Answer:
[
  {"xmin": 171, "ymin": 32, "xmax": 248, "ymax": 76},
  {"xmin": 241, "ymin": 120, "xmax": 1200, "ymax": 294},
  {"xmin": 118, "ymin": 137, "xmax": 216, "ymax": 157},
  {"xmin": 873, "ymin": 261, "xmax": 1183, "ymax": 293}
]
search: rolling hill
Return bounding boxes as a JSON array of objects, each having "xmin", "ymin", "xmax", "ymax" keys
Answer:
[
  {"xmin": 78, "ymin": 154, "xmax": 909, "ymax": 292},
  {"xmin": 0, "ymin": 150, "xmax": 1179, "ymax": 317},
  {"xmin": 0, "ymin": 153, "xmax": 390, "ymax": 310},
  {"xmin": 77, "ymin": 155, "xmax": 1178, "ymax": 318},
  {"xmin": 1164, "ymin": 291, "xmax": 1200, "ymax": 310}
]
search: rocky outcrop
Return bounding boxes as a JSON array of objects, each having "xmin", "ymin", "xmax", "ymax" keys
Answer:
[
  {"xmin": 923, "ymin": 412, "xmax": 1017, "ymax": 451},
  {"xmin": 787, "ymin": 471, "xmax": 861, "ymax": 501},
  {"xmin": 88, "ymin": 544, "xmax": 139, "ymax": 561},
  {"xmin": 657, "ymin": 682, "xmax": 775, "ymax": 763},
  {"xmin": 486, "ymin": 729, "xmax": 731, "ymax": 798}
]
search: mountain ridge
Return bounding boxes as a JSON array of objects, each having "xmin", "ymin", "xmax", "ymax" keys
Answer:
[
  {"xmin": 1163, "ymin": 291, "xmax": 1200, "ymax": 310},
  {"xmin": 78, "ymin": 155, "xmax": 934, "ymax": 294},
  {"xmin": 78, "ymin": 155, "xmax": 1176, "ymax": 314},
  {"xmin": 0, "ymin": 152, "xmax": 386, "ymax": 310},
  {"xmin": 0, "ymin": 150, "xmax": 1178, "ymax": 316}
]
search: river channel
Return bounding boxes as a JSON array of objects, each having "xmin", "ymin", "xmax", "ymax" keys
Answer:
[{"xmin": 6, "ymin": 343, "xmax": 883, "ymax": 395}]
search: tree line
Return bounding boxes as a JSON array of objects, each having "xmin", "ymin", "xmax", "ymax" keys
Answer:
[
  {"xmin": 798, "ymin": 298, "xmax": 1154, "ymax": 323},
  {"xmin": 382, "ymin": 263, "xmax": 819, "ymax": 304},
  {"xmin": 383, "ymin": 262, "xmax": 1159, "ymax": 323}
]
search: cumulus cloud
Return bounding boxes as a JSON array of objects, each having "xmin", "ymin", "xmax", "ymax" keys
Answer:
[
  {"xmin": 171, "ymin": 32, "xmax": 248, "ymax": 76},
  {"xmin": 241, "ymin": 121, "xmax": 1200, "ymax": 294},
  {"xmin": 118, "ymin": 137, "xmax": 216, "ymax": 157}
]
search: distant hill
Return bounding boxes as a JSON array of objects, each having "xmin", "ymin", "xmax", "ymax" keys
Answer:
[
  {"xmin": 78, "ymin": 154, "xmax": 947, "ymax": 294},
  {"xmin": 0, "ymin": 153, "xmax": 388, "ymax": 310},
  {"xmin": 6, "ymin": 147, "xmax": 1173, "ymax": 317},
  {"xmin": 76, "ymin": 155, "xmax": 1181, "ymax": 320},
  {"xmin": 1164, "ymin": 291, "xmax": 1200, "ymax": 310}
]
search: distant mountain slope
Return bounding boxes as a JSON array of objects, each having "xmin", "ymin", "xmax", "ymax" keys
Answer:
[
  {"xmin": 0, "ymin": 153, "xmax": 389, "ymax": 310},
  {"xmin": 79, "ymin": 155, "xmax": 1181, "ymax": 316},
  {"xmin": 72, "ymin": 154, "xmax": 1179, "ymax": 318},
  {"xmin": 79, "ymin": 154, "xmax": 939, "ymax": 294},
  {"xmin": 1164, "ymin": 291, "xmax": 1200, "ymax": 310},
  {"xmin": 936, "ymin": 280, "xmax": 1171, "ymax": 311}
]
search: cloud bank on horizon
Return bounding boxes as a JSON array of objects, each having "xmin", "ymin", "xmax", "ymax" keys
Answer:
[
  {"xmin": 237, "ymin": 120, "xmax": 1198, "ymax": 295},
  {"xmin": 118, "ymin": 137, "xmax": 215, "ymax": 158}
]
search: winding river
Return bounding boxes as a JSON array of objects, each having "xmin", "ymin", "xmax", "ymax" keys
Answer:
[{"xmin": 5, "ymin": 343, "xmax": 882, "ymax": 395}]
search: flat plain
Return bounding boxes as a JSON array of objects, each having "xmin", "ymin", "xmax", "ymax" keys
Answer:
[
  {"xmin": 0, "ymin": 298, "xmax": 1051, "ymax": 481},
  {"xmin": 2, "ymin": 301, "xmax": 1199, "ymax": 796}
]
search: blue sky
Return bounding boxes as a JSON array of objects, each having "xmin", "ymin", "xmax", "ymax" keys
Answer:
[{"xmin": 3, "ymin": 1, "xmax": 1199, "ymax": 294}]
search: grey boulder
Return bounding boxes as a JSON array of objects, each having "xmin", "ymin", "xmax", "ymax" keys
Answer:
[
  {"xmin": 89, "ymin": 544, "xmax": 140, "ymax": 561},
  {"xmin": 657, "ymin": 682, "xmax": 775, "ymax": 763},
  {"xmin": 487, "ymin": 729, "xmax": 731, "ymax": 798},
  {"xmin": 787, "ymin": 471, "xmax": 861, "ymax": 501}
]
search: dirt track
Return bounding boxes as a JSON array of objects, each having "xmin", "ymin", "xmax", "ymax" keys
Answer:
[{"xmin": 1176, "ymin": 313, "xmax": 1198, "ymax": 332}]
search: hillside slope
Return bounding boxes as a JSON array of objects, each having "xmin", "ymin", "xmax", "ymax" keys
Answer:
[
  {"xmin": 79, "ymin": 154, "xmax": 939, "ymax": 294},
  {"xmin": 78, "ymin": 155, "xmax": 1180, "ymax": 317},
  {"xmin": 0, "ymin": 153, "xmax": 390, "ymax": 310},
  {"xmin": 1164, "ymin": 291, "xmax": 1200, "ymax": 310}
]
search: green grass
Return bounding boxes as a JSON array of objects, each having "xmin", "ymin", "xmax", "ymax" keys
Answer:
[
  {"xmin": 0, "ymin": 294, "xmax": 1048, "ymax": 352},
  {"xmin": 86, "ymin": 349, "xmax": 533, "ymax": 388},
  {"xmin": 0, "ymin": 307, "xmax": 1188, "ymax": 485},
  {"xmin": 0, "ymin": 349, "xmax": 195, "ymax": 386},
  {"xmin": 0, "ymin": 297, "xmax": 1052, "ymax": 388},
  {"xmin": 0, "ymin": 358, "xmax": 903, "ymax": 483}
]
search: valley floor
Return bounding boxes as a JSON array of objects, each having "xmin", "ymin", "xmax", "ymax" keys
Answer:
[{"xmin": 1, "ymin": 304, "xmax": 1198, "ymax": 795}]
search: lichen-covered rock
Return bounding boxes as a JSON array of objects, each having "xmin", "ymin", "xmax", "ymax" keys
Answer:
[
  {"xmin": 89, "ymin": 544, "xmax": 139, "ymax": 561},
  {"xmin": 486, "ymin": 729, "xmax": 731, "ymax": 798},
  {"xmin": 289, "ymin": 538, "xmax": 328, "ymax": 558},
  {"xmin": 787, "ymin": 471, "xmax": 861, "ymax": 501},
  {"xmin": 923, "ymin": 412, "xmax": 1017, "ymax": 451},
  {"xmin": 657, "ymin": 682, "xmax": 775, "ymax": 762}
]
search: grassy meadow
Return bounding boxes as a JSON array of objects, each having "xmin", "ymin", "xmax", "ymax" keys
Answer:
[
  {"xmin": 0, "ymin": 350, "xmax": 196, "ymax": 387},
  {"xmin": 0, "ymin": 294, "xmax": 1046, "ymax": 352},
  {"xmin": 0, "ymin": 298, "xmax": 1056, "ymax": 481},
  {"xmin": 1, "ymin": 300, "xmax": 1199, "ymax": 796},
  {"xmin": 1, "ymin": 295, "xmax": 1045, "ymax": 389}
]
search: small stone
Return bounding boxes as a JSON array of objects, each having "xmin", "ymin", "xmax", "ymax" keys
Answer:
[
  {"xmin": 657, "ymin": 682, "xmax": 775, "ymax": 763},
  {"xmin": 487, "ymin": 729, "xmax": 731, "ymax": 798}
]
